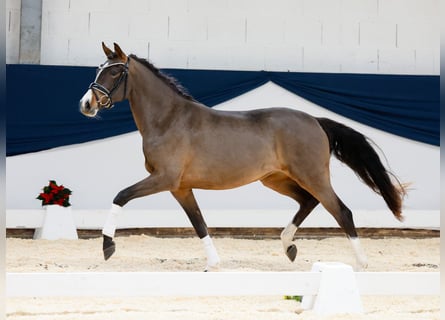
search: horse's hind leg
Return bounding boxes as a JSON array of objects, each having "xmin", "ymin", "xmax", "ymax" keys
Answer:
[
  {"xmin": 320, "ymin": 193, "xmax": 368, "ymax": 270},
  {"xmin": 300, "ymin": 178, "xmax": 368, "ymax": 270},
  {"xmin": 171, "ymin": 189, "xmax": 220, "ymax": 271},
  {"xmin": 261, "ymin": 173, "xmax": 319, "ymax": 262}
]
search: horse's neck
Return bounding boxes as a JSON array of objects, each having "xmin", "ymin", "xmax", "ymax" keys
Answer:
[{"xmin": 127, "ymin": 64, "xmax": 189, "ymax": 136}]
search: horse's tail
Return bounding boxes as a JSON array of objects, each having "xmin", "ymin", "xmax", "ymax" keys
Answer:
[{"xmin": 316, "ymin": 117, "xmax": 406, "ymax": 221}]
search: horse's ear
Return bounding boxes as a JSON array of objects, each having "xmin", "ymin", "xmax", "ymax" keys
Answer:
[
  {"xmin": 113, "ymin": 42, "xmax": 127, "ymax": 62},
  {"xmin": 102, "ymin": 42, "xmax": 114, "ymax": 59}
]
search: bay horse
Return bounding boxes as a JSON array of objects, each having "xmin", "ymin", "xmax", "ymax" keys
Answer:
[{"xmin": 80, "ymin": 42, "xmax": 405, "ymax": 271}]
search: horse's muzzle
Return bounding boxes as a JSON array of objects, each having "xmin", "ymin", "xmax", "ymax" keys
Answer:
[
  {"xmin": 79, "ymin": 99, "xmax": 98, "ymax": 118},
  {"xmin": 79, "ymin": 89, "xmax": 99, "ymax": 117}
]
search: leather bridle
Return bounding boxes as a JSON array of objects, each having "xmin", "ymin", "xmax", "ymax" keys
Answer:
[{"xmin": 89, "ymin": 57, "xmax": 130, "ymax": 109}]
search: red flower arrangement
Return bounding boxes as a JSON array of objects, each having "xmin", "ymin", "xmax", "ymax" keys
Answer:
[{"xmin": 36, "ymin": 180, "xmax": 72, "ymax": 207}]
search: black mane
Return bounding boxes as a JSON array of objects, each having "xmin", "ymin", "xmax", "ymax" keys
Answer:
[{"xmin": 128, "ymin": 54, "xmax": 195, "ymax": 101}]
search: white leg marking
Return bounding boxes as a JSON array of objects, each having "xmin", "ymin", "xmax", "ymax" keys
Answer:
[
  {"xmin": 280, "ymin": 222, "xmax": 298, "ymax": 251},
  {"xmin": 350, "ymin": 237, "xmax": 368, "ymax": 270},
  {"xmin": 201, "ymin": 235, "xmax": 220, "ymax": 271},
  {"xmin": 102, "ymin": 204, "xmax": 122, "ymax": 238}
]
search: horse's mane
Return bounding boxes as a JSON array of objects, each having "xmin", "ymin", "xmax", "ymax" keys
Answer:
[{"xmin": 128, "ymin": 54, "xmax": 195, "ymax": 102}]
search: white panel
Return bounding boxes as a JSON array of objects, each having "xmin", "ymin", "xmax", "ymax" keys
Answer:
[
  {"xmin": 6, "ymin": 271, "xmax": 439, "ymax": 297},
  {"xmin": 246, "ymin": 16, "xmax": 285, "ymax": 44},
  {"xmin": 68, "ymin": 0, "xmax": 112, "ymax": 11},
  {"xmin": 42, "ymin": 0, "xmax": 69, "ymax": 10},
  {"xmin": 67, "ymin": 38, "xmax": 105, "ymax": 66},
  {"xmin": 227, "ymin": 0, "xmax": 303, "ymax": 16},
  {"xmin": 321, "ymin": 21, "xmax": 342, "ymax": 46},
  {"xmin": 32, "ymin": 0, "xmax": 439, "ymax": 74},
  {"xmin": 168, "ymin": 14, "xmax": 208, "ymax": 41},
  {"xmin": 187, "ymin": 0, "xmax": 229, "ymax": 14},
  {"xmin": 149, "ymin": 0, "xmax": 188, "ymax": 14},
  {"xmin": 415, "ymin": 49, "xmax": 437, "ymax": 74},
  {"xmin": 108, "ymin": 0, "xmax": 150, "ymax": 13},
  {"xmin": 6, "ymin": 272, "xmax": 322, "ymax": 297},
  {"xmin": 303, "ymin": 0, "xmax": 342, "ymax": 19},
  {"xmin": 359, "ymin": 20, "xmax": 396, "ymax": 48},
  {"xmin": 226, "ymin": 44, "xmax": 265, "ymax": 71},
  {"xmin": 129, "ymin": 13, "xmax": 169, "ymax": 41},
  {"xmin": 264, "ymin": 44, "xmax": 303, "ymax": 71},
  {"xmin": 89, "ymin": 12, "xmax": 130, "ymax": 38},
  {"xmin": 397, "ymin": 22, "xmax": 439, "ymax": 49},
  {"xmin": 45, "ymin": 10, "xmax": 89, "ymax": 37},
  {"xmin": 341, "ymin": 0, "xmax": 378, "ymax": 20},
  {"xmin": 378, "ymin": 48, "xmax": 416, "ymax": 74},
  {"xmin": 340, "ymin": 21, "xmax": 360, "ymax": 46},
  {"xmin": 149, "ymin": 41, "xmax": 190, "ymax": 68},
  {"xmin": 356, "ymin": 272, "xmax": 440, "ymax": 295},
  {"xmin": 68, "ymin": 39, "xmax": 149, "ymax": 66},
  {"xmin": 379, "ymin": 0, "xmax": 438, "ymax": 22},
  {"xmin": 284, "ymin": 17, "xmax": 322, "ymax": 45},
  {"xmin": 322, "ymin": 21, "xmax": 360, "ymax": 47},
  {"xmin": 40, "ymin": 37, "xmax": 69, "ymax": 65},
  {"xmin": 303, "ymin": 46, "xmax": 341, "ymax": 72},
  {"xmin": 207, "ymin": 15, "xmax": 245, "ymax": 43},
  {"xmin": 187, "ymin": 43, "xmax": 230, "ymax": 70},
  {"xmin": 340, "ymin": 48, "xmax": 378, "ymax": 73}
]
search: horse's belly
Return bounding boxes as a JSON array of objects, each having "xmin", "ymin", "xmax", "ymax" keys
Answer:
[{"xmin": 180, "ymin": 160, "xmax": 277, "ymax": 190}]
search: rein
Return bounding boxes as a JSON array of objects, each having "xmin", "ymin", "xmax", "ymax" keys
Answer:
[{"xmin": 89, "ymin": 57, "xmax": 130, "ymax": 109}]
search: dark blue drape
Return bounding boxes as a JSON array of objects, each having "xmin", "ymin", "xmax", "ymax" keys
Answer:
[{"xmin": 6, "ymin": 64, "xmax": 439, "ymax": 156}]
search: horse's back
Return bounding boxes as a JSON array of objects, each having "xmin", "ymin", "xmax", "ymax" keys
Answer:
[{"xmin": 240, "ymin": 107, "xmax": 328, "ymax": 147}]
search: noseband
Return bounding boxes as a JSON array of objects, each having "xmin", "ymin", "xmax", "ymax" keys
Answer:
[{"xmin": 89, "ymin": 57, "xmax": 130, "ymax": 109}]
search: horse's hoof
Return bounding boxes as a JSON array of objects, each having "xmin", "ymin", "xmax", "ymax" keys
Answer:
[
  {"xmin": 103, "ymin": 235, "xmax": 116, "ymax": 261},
  {"xmin": 286, "ymin": 244, "xmax": 297, "ymax": 262}
]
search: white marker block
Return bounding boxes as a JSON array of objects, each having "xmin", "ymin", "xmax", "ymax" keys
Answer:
[{"xmin": 302, "ymin": 262, "xmax": 363, "ymax": 315}]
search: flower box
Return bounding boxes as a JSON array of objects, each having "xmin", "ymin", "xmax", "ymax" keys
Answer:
[
  {"xmin": 33, "ymin": 205, "xmax": 78, "ymax": 240},
  {"xmin": 34, "ymin": 180, "xmax": 77, "ymax": 240}
]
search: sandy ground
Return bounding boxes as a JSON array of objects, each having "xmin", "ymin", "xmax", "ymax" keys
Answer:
[{"xmin": 6, "ymin": 235, "xmax": 440, "ymax": 319}]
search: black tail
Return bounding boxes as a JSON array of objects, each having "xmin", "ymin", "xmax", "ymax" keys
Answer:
[{"xmin": 317, "ymin": 117, "xmax": 405, "ymax": 221}]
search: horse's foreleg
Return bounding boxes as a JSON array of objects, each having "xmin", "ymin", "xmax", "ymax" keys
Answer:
[
  {"xmin": 102, "ymin": 174, "xmax": 180, "ymax": 261},
  {"xmin": 102, "ymin": 203, "xmax": 121, "ymax": 260},
  {"xmin": 171, "ymin": 189, "xmax": 220, "ymax": 271}
]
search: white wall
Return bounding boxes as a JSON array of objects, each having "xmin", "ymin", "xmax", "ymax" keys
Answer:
[
  {"xmin": 6, "ymin": 82, "xmax": 439, "ymax": 211},
  {"xmin": 6, "ymin": 0, "xmax": 440, "ymax": 74},
  {"xmin": 6, "ymin": 0, "xmax": 21, "ymax": 63}
]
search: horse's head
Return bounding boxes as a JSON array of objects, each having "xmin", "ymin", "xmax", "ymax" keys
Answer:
[{"xmin": 79, "ymin": 42, "xmax": 129, "ymax": 117}]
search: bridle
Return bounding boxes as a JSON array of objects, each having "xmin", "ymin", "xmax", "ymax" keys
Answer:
[{"xmin": 89, "ymin": 57, "xmax": 130, "ymax": 109}]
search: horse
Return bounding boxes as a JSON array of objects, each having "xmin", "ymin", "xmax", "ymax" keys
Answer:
[{"xmin": 79, "ymin": 42, "xmax": 405, "ymax": 271}]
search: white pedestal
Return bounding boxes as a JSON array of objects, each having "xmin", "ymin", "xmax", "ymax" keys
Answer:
[
  {"xmin": 302, "ymin": 262, "xmax": 363, "ymax": 315},
  {"xmin": 33, "ymin": 205, "xmax": 78, "ymax": 240}
]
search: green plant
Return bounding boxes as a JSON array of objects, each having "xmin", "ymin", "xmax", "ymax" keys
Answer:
[{"xmin": 36, "ymin": 180, "xmax": 72, "ymax": 207}]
